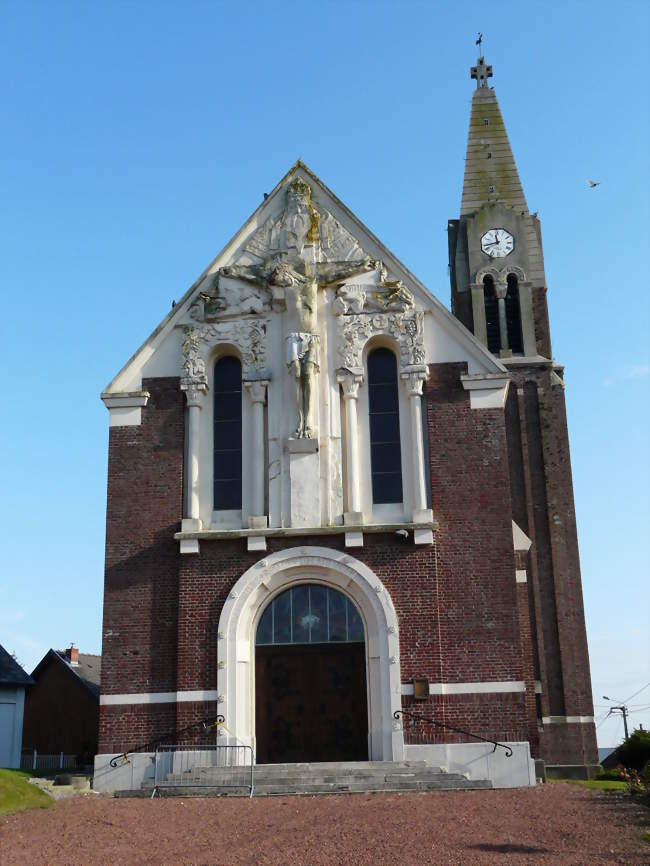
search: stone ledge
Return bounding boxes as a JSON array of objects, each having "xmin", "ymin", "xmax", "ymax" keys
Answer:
[{"xmin": 174, "ymin": 521, "xmax": 438, "ymax": 542}]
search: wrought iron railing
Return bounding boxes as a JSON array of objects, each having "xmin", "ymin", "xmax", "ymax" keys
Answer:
[
  {"xmin": 394, "ymin": 708, "xmax": 514, "ymax": 757},
  {"xmin": 108, "ymin": 714, "xmax": 226, "ymax": 769}
]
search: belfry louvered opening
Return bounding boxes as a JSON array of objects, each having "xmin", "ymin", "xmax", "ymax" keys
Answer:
[
  {"xmin": 505, "ymin": 273, "xmax": 523, "ymax": 355},
  {"xmin": 483, "ymin": 275, "xmax": 501, "ymax": 354}
]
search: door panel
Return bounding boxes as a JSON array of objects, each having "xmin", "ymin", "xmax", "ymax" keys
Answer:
[{"xmin": 255, "ymin": 643, "xmax": 367, "ymax": 763}]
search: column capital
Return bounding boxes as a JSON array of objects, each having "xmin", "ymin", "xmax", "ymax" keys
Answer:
[
  {"xmin": 337, "ymin": 367, "xmax": 364, "ymax": 400},
  {"xmin": 181, "ymin": 379, "xmax": 208, "ymax": 407},
  {"xmin": 401, "ymin": 367, "xmax": 428, "ymax": 397},
  {"xmin": 244, "ymin": 379, "xmax": 270, "ymax": 404}
]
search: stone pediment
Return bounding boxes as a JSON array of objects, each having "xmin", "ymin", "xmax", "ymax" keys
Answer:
[
  {"xmin": 189, "ymin": 176, "xmax": 380, "ymax": 324},
  {"xmin": 104, "ymin": 161, "xmax": 507, "ymax": 397},
  {"xmin": 245, "ymin": 176, "xmax": 368, "ymax": 265}
]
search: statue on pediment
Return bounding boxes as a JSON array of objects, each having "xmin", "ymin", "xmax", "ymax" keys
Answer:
[
  {"xmin": 245, "ymin": 177, "xmax": 368, "ymax": 265},
  {"xmin": 333, "ymin": 262, "xmax": 415, "ymax": 316},
  {"xmin": 191, "ymin": 177, "xmax": 381, "ymax": 437},
  {"xmin": 189, "ymin": 271, "xmax": 272, "ymax": 322}
]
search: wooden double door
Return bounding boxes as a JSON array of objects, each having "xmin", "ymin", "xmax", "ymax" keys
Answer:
[{"xmin": 255, "ymin": 642, "xmax": 368, "ymax": 764}]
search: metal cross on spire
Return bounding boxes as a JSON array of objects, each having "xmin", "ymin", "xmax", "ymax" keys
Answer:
[{"xmin": 470, "ymin": 33, "xmax": 493, "ymax": 89}]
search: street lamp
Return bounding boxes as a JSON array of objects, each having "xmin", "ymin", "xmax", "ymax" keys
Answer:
[{"xmin": 603, "ymin": 696, "xmax": 629, "ymax": 740}]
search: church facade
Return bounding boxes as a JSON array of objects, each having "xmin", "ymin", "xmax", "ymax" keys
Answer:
[{"xmin": 95, "ymin": 57, "xmax": 597, "ymax": 790}]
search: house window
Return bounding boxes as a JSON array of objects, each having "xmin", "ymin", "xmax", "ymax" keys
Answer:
[
  {"xmin": 483, "ymin": 275, "xmax": 501, "ymax": 354},
  {"xmin": 213, "ymin": 356, "xmax": 242, "ymax": 510},
  {"xmin": 367, "ymin": 348, "xmax": 403, "ymax": 504},
  {"xmin": 506, "ymin": 273, "xmax": 524, "ymax": 354},
  {"xmin": 483, "ymin": 118, "xmax": 489, "ymax": 126}
]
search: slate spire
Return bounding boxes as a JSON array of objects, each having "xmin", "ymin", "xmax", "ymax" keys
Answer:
[{"xmin": 460, "ymin": 57, "xmax": 528, "ymax": 216}]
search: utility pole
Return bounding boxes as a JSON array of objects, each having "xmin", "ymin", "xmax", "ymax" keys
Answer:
[{"xmin": 603, "ymin": 696, "xmax": 629, "ymax": 739}]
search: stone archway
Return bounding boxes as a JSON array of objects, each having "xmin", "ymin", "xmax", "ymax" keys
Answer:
[{"xmin": 216, "ymin": 547, "xmax": 403, "ymax": 762}]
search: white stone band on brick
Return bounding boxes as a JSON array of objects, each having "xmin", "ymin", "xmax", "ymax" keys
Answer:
[
  {"xmin": 400, "ymin": 681, "xmax": 526, "ymax": 696},
  {"xmin": 99, "ymin": 689, "xmax": 219, "ymax": 706},
  {"xmin": 515, "ymin": 570, "xmax": 527, "ymax": 583},
  {"xmin": 541, "ymin": 715, "xmax": 595, "ymax": 724}
]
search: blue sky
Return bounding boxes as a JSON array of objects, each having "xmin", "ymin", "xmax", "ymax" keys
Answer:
[{"xmin": 1, "ymin": 0, "xmax": 648, "ymax": 748}]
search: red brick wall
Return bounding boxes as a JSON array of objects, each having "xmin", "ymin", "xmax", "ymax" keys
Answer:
[
  {"xmin": 424, "ymin": 363, "xmax": 524, "ymax": 685},
  {"xmin": 99, "ymin": 366, "xmax": 594, "ymax": 763},
  {"xmin": 504, "ymin": 366, "xmax": 597, "ymax": 764},
  {"xmin": 401, "ymin": 693, "xmax": 528, "ymax": 745},
  {"xmin": 532, "ymin": 286, "xmax": 552, "ymax": 358},
  {"xmin": 99, "ymin": 703, "xmax": 178, "ymax": 756},
  {"xmin": 22, "ymin": 660, "xmax": 98, "ymax": 760},
  {"xmin": 99, "ymin": 377, "xmax": 184, "ymax": 752}
]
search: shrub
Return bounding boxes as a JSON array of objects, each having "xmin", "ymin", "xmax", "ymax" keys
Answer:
[
  {"xmin": 597, "ymin": 767, "xmax": 627, "ymax": 781},
  {"xmin": 615, "ymin": 728, "xmax": 650, "ymax": 772}
]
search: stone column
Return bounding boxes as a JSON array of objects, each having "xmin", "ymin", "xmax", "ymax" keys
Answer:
[
  {"xmin": 495, "ymin": 280, "xmax": 510, "ymax": 354},
  {"xmin": 244, "ymin": 380, "xmax": 270, "ymax": 529},
  {"xmin": 337, "ymin": 369, "xmax": 364, "ymax": 524},
  {"xmin": 403, "ymin": 369, "xmax": 433, "ymax": 544},
  {"xmin": 180, "ymin": 381, "xmax": 207, "ymax": 553}
]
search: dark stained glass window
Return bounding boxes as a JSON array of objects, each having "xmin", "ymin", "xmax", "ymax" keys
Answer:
[
  {"xmin": 367, "ymin": 348, "xmax": 403, "ymax": 504},
  {"xmin": 213, "ymin": 356, "xmax": 242, "ymax": 510},
  {"xmin": 256, "ymin": 585, "xmax": 364, "ymax": 646},
  {"xmin": 483, "ymin": 275, "xmax": 500, "ymax": 354},
  {"xmin": 506, "ymin": 273, "xmax": 524, "ymax": 355}
]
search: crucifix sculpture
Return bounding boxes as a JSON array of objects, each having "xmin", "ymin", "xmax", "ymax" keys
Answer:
[{"xmin": 219, "ymin": 177, "xmax": 376, "ymax": 438}]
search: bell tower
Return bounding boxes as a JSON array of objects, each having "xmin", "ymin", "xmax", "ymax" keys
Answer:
[{"xmin": 449, "ymin": 55, "xmax": 598, "ymax": 772}]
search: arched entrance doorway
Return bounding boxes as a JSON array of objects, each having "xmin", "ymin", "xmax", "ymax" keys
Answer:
[
  {"xmin": 216, "ymin": 547, "xmax": 404, "ymax": 762},
  {"xmin": 255, "ymin": 584, "xmax": 368, "ymax": 763}
]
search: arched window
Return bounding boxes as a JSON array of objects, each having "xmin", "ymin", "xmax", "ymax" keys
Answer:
[
  {"xmin": 213, "ymin": 356, "xmax": 242, "ymax": 510},
  {"xmin": 505, "ymin": 273, "xmax": 523, "ymax": 355},
  {"xmin": 483, "ymin": 275, "xmax": 500, "ymax": 354},
  {"xmin": 367, "ymin": 348, "xmax": 403, "ymax": 504},
  {"xmin": 256, "ymin": 585, "xmax": 364, "ymax": 645}
]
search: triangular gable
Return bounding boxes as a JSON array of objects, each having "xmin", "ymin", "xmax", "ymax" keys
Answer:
[{"xmin": 103, "ymin": 161, "xmax": 505, "ymax": 396}]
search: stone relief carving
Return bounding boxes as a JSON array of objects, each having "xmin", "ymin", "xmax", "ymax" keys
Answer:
[
  {"xmin": 189, "ymin": 272, "xmax": 272, "ymax": 322},
  {"xmin": 181, "ymin": 320, "xmax": 269, "ymax": 384},
  {"xmin": 181, "ymin": 326, "xmax": 208, "ymax": 390},
  {"xmin": 337, "ymin": 311, "xmax": 426, "ymax": 370},
  {"xmin": 333, "ymin": 263, "xmax": 415, "ymax": 316},
  {"xmin": 203, "ymin": 177, "xmax": 376, "ymax": 438},
  {"xmin": 245, "ymin": 176, "xmax": 368, "ymax": 264}
]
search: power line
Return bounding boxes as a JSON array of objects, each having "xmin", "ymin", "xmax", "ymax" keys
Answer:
[
  {"xmin": 596, "ymin": 710, "xmax": 613, "ymax": 731},
  {"xmin": 622, "ymin": 682, "xmax": 650, "ymax": 703}
]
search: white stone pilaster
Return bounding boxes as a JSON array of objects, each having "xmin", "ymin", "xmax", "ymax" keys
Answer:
[
  {"xmin": 337, "ymin": 368, "xmax": 364, "ymax": 523},
  {"xmin": 244, "ymin": 380, "xmax": 270, "ymax": 529},
  {"xmin": 403, "ymin": 369, "xmax": 433, "ymax": 543},
  {"xmin": 181, "ymin": 383, "xmax": 207, "ymax": 526}
]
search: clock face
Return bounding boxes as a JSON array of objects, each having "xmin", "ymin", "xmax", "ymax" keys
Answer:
[{"xmin": 481, "ymin": 228, "xmax": 514, "ymax": 258}]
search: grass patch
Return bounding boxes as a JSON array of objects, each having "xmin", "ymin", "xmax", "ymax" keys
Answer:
[
  {"xmin": 642, "ymin": 830, "xmax": 650, "ymax": 845},
  {"xmin": 0, "ymin": 769, "xmax": 54, "ymax": 816},
  {"xmin": 549, "ymin": 779, "xmax": 628, "ymax": 791}
]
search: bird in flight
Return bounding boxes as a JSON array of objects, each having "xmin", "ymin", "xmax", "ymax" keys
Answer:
[{"xmin": 587, "ymin": 179, "xmax": 600, "ymax": 188}]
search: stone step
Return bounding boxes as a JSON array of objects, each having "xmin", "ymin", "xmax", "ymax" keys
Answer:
[
  {"xmin": 135, "ymin": 760, "xmax": 493, "ymax": 797},
  {"xmin": 135, "ymin": 777, "xmax": 492, "ymax": 797},
  {"xmin": 178, "ymin": 768, "xmax": 447, "ymax": 781},
  {"xmin": 182, "ymin": 767, "xmax": 444, "ymax": 782}
]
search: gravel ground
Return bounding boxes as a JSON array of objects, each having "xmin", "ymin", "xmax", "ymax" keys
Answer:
[{"xmin": 1, "ymin": 784, "xmax": 648, "ymax": 865}]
